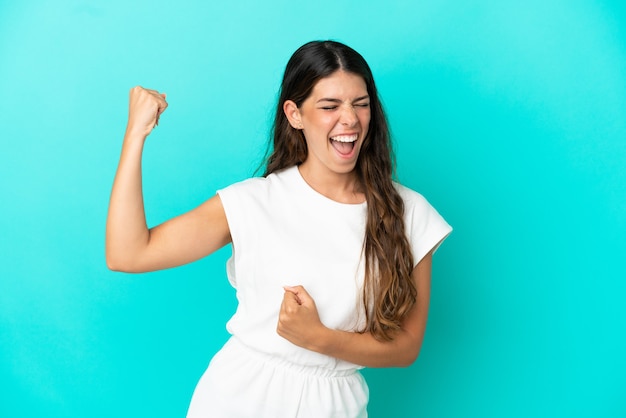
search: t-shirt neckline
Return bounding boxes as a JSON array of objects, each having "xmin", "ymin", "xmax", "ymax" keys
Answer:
[{"xmin": 287, "ymin": 165, "xmax": 367, "ymax": 208}]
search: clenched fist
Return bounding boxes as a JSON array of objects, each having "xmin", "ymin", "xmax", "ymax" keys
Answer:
[
  {"xmin": 277, "ymin": 285, "xmax": 327, "ymax": 351},
  {"xmin": 125, "ymin": 86, "xmax": 168, "ymax": 139}
]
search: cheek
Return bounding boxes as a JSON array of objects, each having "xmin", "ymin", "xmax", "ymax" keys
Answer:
[
  {"xmin": 305, "ymin": 114, "xmax": 330, "ymax": 131},
  {"xmin": 318, "ymin": 114, "xmax": 336, "ymax": 128},
  {"xmin": 360, "ymin": 111, "xmax": 371, "ymax": 130}
]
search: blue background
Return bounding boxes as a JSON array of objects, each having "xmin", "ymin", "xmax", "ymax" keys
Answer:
[{"xmin": 1, "ymin": 0, "xmax": 625, "ymax": 416}]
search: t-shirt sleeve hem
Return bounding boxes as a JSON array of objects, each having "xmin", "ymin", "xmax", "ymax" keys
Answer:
[{"xmin": 412, "ymin": 225, "xmax": 453, "ymax": 266}]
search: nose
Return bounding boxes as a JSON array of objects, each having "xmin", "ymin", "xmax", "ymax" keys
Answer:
[{"xmin": 340, "ymin": 105, "xmax": 358, "ymax": 127}]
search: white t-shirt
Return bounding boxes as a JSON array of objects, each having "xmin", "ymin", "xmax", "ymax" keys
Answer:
[{"xmin": 217, "ymin": 165, "xmax": 452, "ymax": 371}]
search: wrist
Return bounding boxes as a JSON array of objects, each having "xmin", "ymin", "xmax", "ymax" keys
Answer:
[
  {"xmin": 123, "ymin": 128, "xmax": 148, "ymax": 142},
  {"xmin": 310, "ymin": 326, "xmax": 337, "ymax": 356},
  {"xmin": 122, "ymin": 130, "xmax": 148, "ymax": 150}
]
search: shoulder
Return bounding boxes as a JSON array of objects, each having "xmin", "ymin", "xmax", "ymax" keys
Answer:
[
  {"xmin": 393, "ymin": 181, "xmax": 451, "ymax": 231},
  {"xmin": 219, "ymin": 175, "xmax": 268, "ymax": 194},
  {"xmin": 217, "ymin": 166, "xmax": 298, "ymax": 201},
  {"xmin": 393, "ymin": 182, "xmax": 453, "ymax": 263},
  {"xmin": 393, "ymin": 182, "xmax": 431, "ymax": 212}
]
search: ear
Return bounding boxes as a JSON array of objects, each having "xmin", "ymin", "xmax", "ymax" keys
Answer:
[{"xmin": 283, "ymin": 100, "xmax": 303, "ymax": 129}]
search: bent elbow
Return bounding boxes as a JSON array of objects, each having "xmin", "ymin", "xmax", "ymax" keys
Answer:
[
  {"xmin": 106, "ymin": 259, "xmax": 124, "ymax": 272},
  {"xmin": 386, "ymin": 348, "xmax": 418, "ymax": 368},
  {"xmin": 398, "ymin": 351, "xmax": 420, "ymax": 367},
  {"xmin": 394, "ymin": 339, "xmax": 422, "ymax": 367},
  {"xmin": 106, "ymin": 254, "xmax": 126, "ymax": 272},
  {"xmin": 105, "ymin": 250, "xmax": 137, "ymax": 273}
]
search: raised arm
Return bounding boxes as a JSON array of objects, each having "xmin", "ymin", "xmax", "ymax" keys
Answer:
[
  {"xmin": 105, "ymin": 87, "xmax": 230, "ymax": 273},
  {"xmin": 277, "ymin": 251, "xmax": 434, "ymax": 368}
]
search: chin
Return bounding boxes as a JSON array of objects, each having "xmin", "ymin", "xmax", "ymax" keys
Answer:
[{"xmin": 332, "ymin": 163, "xmax": 358, "ymax": 175}]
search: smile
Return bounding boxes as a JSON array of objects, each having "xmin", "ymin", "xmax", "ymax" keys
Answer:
[
  {"xmin": 330, "ymin": 134, "xmax": 358, "ymax": 156},
  {"xmin": 330, "ymin": 134, "xmax": 358, "ymax": 143}
]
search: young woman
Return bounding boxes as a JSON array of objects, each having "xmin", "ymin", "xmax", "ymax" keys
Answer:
[{"xmin": 106, "ymin": 40, "xmax": 451, "ymax": 417}]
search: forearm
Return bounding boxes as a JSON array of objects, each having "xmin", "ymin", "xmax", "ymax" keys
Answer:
[
  {"xmin": 313, "ymin": 326, "xmax": 423, "ymax": 368},
  {"xmin": 320, "ymin": 255, "xmax": 434, "ymax": 367},
  {"xmin": 279, "ymin": 278, "xmax": 430, "ymax": 368},
  {"xmin": 105, "ymin": 133, "xmax": 150, "ymax": 271}
]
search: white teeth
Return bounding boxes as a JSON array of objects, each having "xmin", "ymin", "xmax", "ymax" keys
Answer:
[{"xmin": 331, "ymin": 134, "xmax": 358, "ymax": 142}]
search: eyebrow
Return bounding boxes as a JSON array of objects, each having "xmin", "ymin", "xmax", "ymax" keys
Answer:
[{"xmin": 316, "ymin": 95, "xmax": 370, "ymax": 103}]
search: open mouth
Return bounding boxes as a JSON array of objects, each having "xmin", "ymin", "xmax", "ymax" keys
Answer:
[{"xmin": 330, "ymin": 134, "xmax": 358, "ymax": 156}]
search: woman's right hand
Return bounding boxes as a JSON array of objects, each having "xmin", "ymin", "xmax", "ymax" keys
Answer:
[{"xmin": 125, "ymin": 86, "xmax": 168, "ymax": 139}]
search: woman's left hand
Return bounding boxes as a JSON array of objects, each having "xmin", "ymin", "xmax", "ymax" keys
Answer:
[{"xmin": 277, "ymin": 285, "xmax": 327, "ymax": 350}]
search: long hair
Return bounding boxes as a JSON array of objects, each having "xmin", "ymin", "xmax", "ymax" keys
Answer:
[{"xmin": 265, "ymin": 40, "xmax": 415, "ymax": 341}]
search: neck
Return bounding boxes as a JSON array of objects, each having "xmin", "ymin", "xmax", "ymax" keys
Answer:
[{"xmin": 297, "ymin": 164, "xmax": 365, "ymax": 204}]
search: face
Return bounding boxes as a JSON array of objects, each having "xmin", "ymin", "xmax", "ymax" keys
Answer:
[{"xmin": 284, "ymin": 70, "xmax": 371, "ymax": 178}]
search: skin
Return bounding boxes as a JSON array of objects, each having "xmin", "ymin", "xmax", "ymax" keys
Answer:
[
  {"xmin": 106, "ymin": 75, "xmax": 434, "ymax": 368},
  {"xmin": 106, "ymin": 87, "xmax": 230, "ymax": 273},
  {"xmin": 278, "ymin": 251, "xmax": 433, "ymax": 367},
  {"xmin": 283, "ymin": 70, "xmax": 370, "ymax": 204}
]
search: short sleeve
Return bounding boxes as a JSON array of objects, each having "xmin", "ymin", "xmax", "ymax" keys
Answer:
[
  {"xmin": 396, "ymin": 185, "xmax": 453, "ymax": 266},
  {"xmin": 217, "ymin": 180, "xmax": 250, "ymax": 248},
  {"xmin": 217, "ymin": 177, "xmax": 265, "ymax": 255}
]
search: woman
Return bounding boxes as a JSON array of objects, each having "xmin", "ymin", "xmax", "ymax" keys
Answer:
[{"xmin": 106, "ymin": 40, "xmax": 451, "ymax": 417}]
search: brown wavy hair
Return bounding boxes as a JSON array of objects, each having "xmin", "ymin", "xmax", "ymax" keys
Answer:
[{"xmin": 264, "ymin": 40, "xmax": 415, "ymax": 341}]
